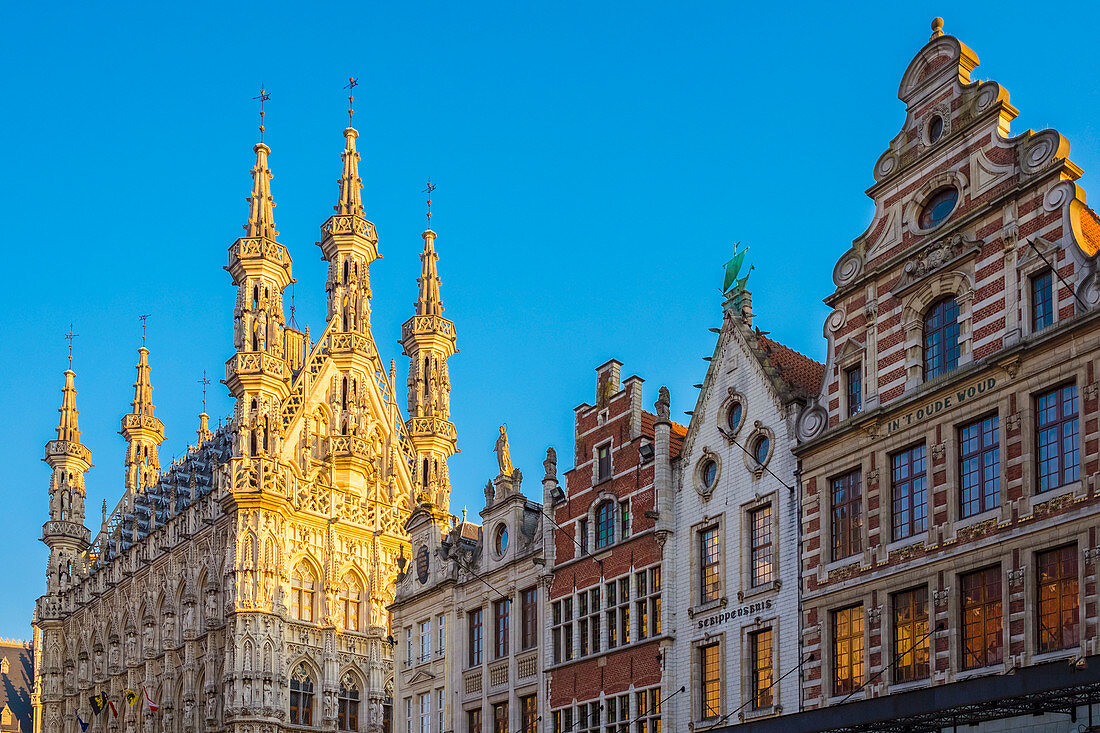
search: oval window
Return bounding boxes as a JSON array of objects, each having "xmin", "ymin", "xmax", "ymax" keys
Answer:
[
  {"xmin": 495, "ymin": 524, "xmax": 509, "ymax": 556},
  {"xmin": 702, "ymin": 460, "xmax": 718, "ymax": 489},
  {"xmin": 919, "ymin": 187, "xmax": 959, "ymax": 229},
  {"xmin": 754, "ymin": 436, "xmax": 770, "ymax": 465},
  {"xmin": 727, "ymin": 402, "xmax": 743, "ymax": 432},
  {"xmin": 928, "ymin": 115, "xmax": 944, "ymax": 143}
]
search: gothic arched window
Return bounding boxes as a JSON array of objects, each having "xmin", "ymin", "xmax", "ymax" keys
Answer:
[
  {"xmin": 291, "ymin": 563, "xmax": 316, "ymax": 623},
  {"xmin": 338, "ymin": 673, "xmax": 360, "ymax": 731},
  {"xmin": 290, "ymin": 663, "xmax": 314, "ymax": 725},
  {"xmin": 923, "ymin": 296, "xmax": 960, "ymax": 380},
  {"xmin": 341, "ymin": 576, "xmax": 361, "ymax": 632},
  {"xmin": 595, "ymin": 500, "xmax": 615, "ymax": 549}
]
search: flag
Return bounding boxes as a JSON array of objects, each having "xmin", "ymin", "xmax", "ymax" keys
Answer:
[
  {"xmin": 108, "ymin": 698, "xmax": 119, "ymax": 718},
  {"xmin": 143, "ymin": 685, "xmax": 159, "ymax": 712},
  {"xmin": 89, "ymin": 693, "xmax": 107, "ymax": 715},
  {"xmin": 722, "ymin": 245, "xmax": 747, "ymax": 293},
  {"xmin": 76, "ymin": 713, "xmax": 89, "ymax": 732},
  {"xmin": 125, "ymin": 689, "xmax": 139, "ymax": 706}
]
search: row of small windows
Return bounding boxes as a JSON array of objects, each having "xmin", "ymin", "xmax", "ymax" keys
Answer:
[
  {"xmin": 698, "ymin": 504, "xmax": 774, "ymax": 605},
  {"xmin": 831, "ymin": 382, "xmax": 1079, "ymax": 561},
  {"xmin": 696, "ymin": 629, "xmax": 776, "ymax": 722},
  {"xmin": 828, "ymin": 544, "xmax": 1078, "ymax": 696},
  {"xmin": 289, "ymin": 563, "xmax": 363, "ymax": 630},
  {"xmin": 550, "ymin": 567, "xmax": 661, "ymax": 664},
  {"xmin": 843, "ymin": 271, "xmax": 1056, "ymax": 419},
  {"xmin": 465, "ymin": 587, "xmax": 539, "ymax": 668},
  {"xmin": 552, "ymin": 686, "xmax": 661, "ymax": 733}
]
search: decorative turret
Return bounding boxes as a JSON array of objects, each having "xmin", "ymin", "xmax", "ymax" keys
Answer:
[
  {"xmin": 225, "ymin": 135, "xmax": 294, "ymax": 459},
  {"xmin": 319, "ymin": 126, "xmax": 380, "ymax": 335},
  {"xmin": 401, "ymin": 205, "xmax": 458, "ymax": 508},
  {"xmin": 120, "ymin": 346, "xmax": 164, "ymax": 493},
  {"xmin": 42, "ymin": 368, "xmax": 92, "ymax": 597}
]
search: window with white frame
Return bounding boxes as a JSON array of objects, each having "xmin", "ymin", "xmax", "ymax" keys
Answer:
[
  {"xmin": 551, "ymin": 597, "xmax": 574, "ymax": 663},
  {"xmin": 437, "ymin": 614, "xmax": 446, "ymax": 656},
  {"xmin": 418, "ymin": 692, "xmax": 431, "ymax": 733},
  {"xmin": 636, "ymin": 565, "xmax": 661, "ymax": 639},
  {"xmin": 606, "ymin": 577, "xmax": 631, "ymax": 648},
  {"xmin": 578, "ymin": 588, "xmax": 601, "ymax": 657},
  {"xmin": 418, "ymin": 619, "xmax": 432, "ymax": 663},
  {"xmin": 605, "ymin": 693, "xmax": 629, "ymax": 733}
]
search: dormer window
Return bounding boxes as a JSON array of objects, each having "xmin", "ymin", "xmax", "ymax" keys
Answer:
[{"xmin": 918, "ymin": 187, "xmax": 959, "ymax": 229}]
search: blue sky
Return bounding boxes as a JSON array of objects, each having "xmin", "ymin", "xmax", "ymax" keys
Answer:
[{"xmin": 1, "ymin": 1, "xmax": 1097, "ymax": 640}]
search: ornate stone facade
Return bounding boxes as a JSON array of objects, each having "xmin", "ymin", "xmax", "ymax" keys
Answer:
[{"xmin": 33, "ymin": 123, "xmax": 458, "ymax": 732}]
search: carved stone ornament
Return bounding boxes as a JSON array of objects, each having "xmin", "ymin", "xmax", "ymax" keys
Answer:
[
  {"xmin": 895, "ymin": 234, "xmax": 982, "ymax": 292},
  {"xmin": 933, "ymin": 588, "xmax": 951, "ymax": 607},
  {"xmin": 1008, "ymin": 567, "xmax": 1026, "ymax": 587}
]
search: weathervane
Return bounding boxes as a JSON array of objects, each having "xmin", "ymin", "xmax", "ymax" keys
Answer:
[
  {"xmin": 64, "ymin": 323, "xmax": 78, "ymax": 368},
  {"xmin": 138, "ymin": 313, "xmax": 151, "ymax": 346},
  {"xmin": 423, "ymin": 179, "xmax": 436, "ymax": 228},
  {"xmin": 344, "ymin": 76, "xmax": 358, "ymax": 126},
  {"xmin": 253, "ymin": 86, "xmax": 271, "ymax": 142},
  {"xmin": 199, "ymin": 371, "xmax": 211, "ymax": 413}
]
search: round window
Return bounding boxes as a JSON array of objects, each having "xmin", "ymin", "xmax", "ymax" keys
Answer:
[
  {"xmin": 702, "ymin": 460, "xmax": 718, "ymax": 489},
  {"xmin": 753, "ymin": 436, "xmax": 770, "ymax": 465},
  {"xmin": 727, "ymin": 402, "xmax": 743, "ymax": 433},
  {"xmin": 495, "ymin": 524, "xmax": 509, "ymax": 556},
  {"xmin": 918, "ymin": 187, "xmax": 958, "ymax": 229},
  {"xmin": 928, "ymin": 115, "xmax": 944, "ymax": 143}
]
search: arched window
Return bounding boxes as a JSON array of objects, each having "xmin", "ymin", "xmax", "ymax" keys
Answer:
[
  {"xmin": 595, "ymin": 501, "xmax": 615, "ymax": 548},
  {"xmin": 290, "ymin": 663, "xmax": 314, "ymax": 725},
  {"xmin": 923, "ymin": 296, "xmax": 960, "ymax": 379},
  {"xmin": 341, "ymin": 576, "xmax": 361, "ymax": 632},
  {"xmin": 338, "ymin": 673, "xmax": 360, "ymax": 731},
  {"xmin": 291, "ymin": 563, "xmax": 316, "ymax": 622}
]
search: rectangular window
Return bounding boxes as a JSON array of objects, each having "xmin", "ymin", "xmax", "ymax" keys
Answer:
[
  {"xmin": 750, "ymin": 628, "xmax": 773, "ymax": 710},
  {"xmin": 891, "ymin": 445, "xmax": 927, "ymax": 541},
  {"xmin": 493, "ymin": 702, "xmax": 509, "ymax": 733},
  {"xmin": 959, "ymin": 415, "xmax": 1000, "ymax": 517},
  {"xmin": 699, "ymin": 642, "xmax": 721, "ymax": 720},
  {"xmin": 620, "ymin": 499, "xmax": 631, "ymax": 540},
  {"xmin": 1032, "ymin": 270, "xmax": 1054, "ymax": 331},
  {"xmin": 749, "ymin": 505, "xmax": 774, "ymax": 587},
  {"xmin": 700, "ymin": 526, "xmax": 721, "ymax": 604},
  {"xmin": 437, "ymin": 614, "xmax": 446, "ymax": 656},
  {"xmin": 419, "ymin": 619, "xmax": 432, "ymax": 663},
  {"xmin": 520, "ymin": 587, "xmax": 538, "ymax": 650},
  {"xmin": 1037, "ymin": 384, "xmax": 1080, "ymax": 492},
  {"xmin": 521, "ymin": 695, "xmax": 538, "ymax": 733},
  {"xmin": 961, "ymin": 566, "xmax": 1002, "ymax": 670},
  {"xmin": 636, "ymin": 566, "xmax": 661, "ymax": 640},
  {"xmin": 437, "ymin": 689, "xmax": 444, "ymax": 733},
  {"xmin": 493, "ymin": 598, "xmax": 510, "ymax": 659},
  {"xmin": 597, "ymin": 443, "xmax": 612, "ymax": 482},
  {"xmin": 832, "ymin": 605, "xmax": 864, "ymax": 696},
  {"xmin": 468, "ymin": 708, "xmax": 483, "ymax": 733},
  {"xmin": 635, "ymin": 687, "xmax": 661, "ymax": 733},
  {"xmin": 831, "ymin": 469, "xmax": 863, "ymax": 560},
  {"xmin": 405, "ymin": 698, "xmax": 412, "ymax": 733},
  {"xmin": 552, "ymin": 708, "xmax": 574, "ymax": 733},
  {"xmin": 579, "ymin": 519, "xmax": 589, "ymax": 555},
  {"xmin": 405, "ymin": 627, "xmax": 413, "ymax": 668},
  {"xmin": 606, "ymin": 693, "xmax": 630, "ymax": 733},
  {"xmin": 551, "ymin": 598, "xmax": 574, "ymax": 663},
  {"xmin": 846, "ymin": 364, "xmax": 862, "ymax": 417},
  {"xmin": 419, "ymin": 692, "xmax": 431, "ymax": 733},
  {"xmin": 576, "ymin": 701, "xmax": 600, "ymax": 733},
  {"xmin": 1038, "ymin": 545, "xmax": 1079, "ymax": 653},
  {"xmin": 606, "ymin": 578, "xmax": 630, "ymax": 649},
  {"xmin": 892, "ymin": 587, "xmax": 929, "ymax": 683},
  {"xmin": 468, "ymin": 609, "xmax": 483, "ymax": 667}
]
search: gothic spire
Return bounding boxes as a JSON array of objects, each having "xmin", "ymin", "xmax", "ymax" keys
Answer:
[
  {"xmin": 416, "ymin": 229, "xmax": 443, "ymax": 317},
  {"xmin": 244, "ymin": 143, "xmax": 279, "ymax": 240},
  {"xmin": 55, "ymin": 369, "xmax": 81, "ymax": 444},
  {"xmin": 336, "ymin": 127, "xmax": 365, "ymax": 218},
  {"xmin": 130, "ymin": 347, "xmax": 155, "ymax": 417}
]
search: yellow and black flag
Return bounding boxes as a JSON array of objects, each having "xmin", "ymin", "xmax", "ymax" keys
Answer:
[
  {"xmin": 89, "ymin": 693, "xmax": 108, "ymax": 715},
  {"xmin": 124, "ymin": 689, "xmax": 139, "ymax": 706}
]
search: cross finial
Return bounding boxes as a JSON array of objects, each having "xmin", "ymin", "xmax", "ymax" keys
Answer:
[
  {"xmin": 64, "ymin": 323, "xmax": 78, "ymax": 368},
  {"xmin": 423, "ymin": 179, "xmax": 436, "ymax": 227},
  {"xmin": 199, "ymin": 370, "xmax": 211, "ymax": 413},
  {"xmin": 344, "ymin": 77, "xmax": 359, "ymax": 126},
  {"xmin": 138, "ymin": 314, "xmax": 151, "ymax": 346},
  {"xmin": 253, "ymin": 86, "xmax": 271, "ymax": 143}
]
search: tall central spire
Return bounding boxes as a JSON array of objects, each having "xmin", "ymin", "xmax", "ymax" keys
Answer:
[
  {"xmin": 55, "ymin": 370, "xmax": 81, "ymax": 444},
  {"xmin": 416, "ymin": 230, "xmax": 443, "ymax": 317},
  {"xmin": 121, "ymin": 345, "xmax": 164, "ymax": 493},
  {"xmin": 336, "ymin": 128, "xmax": 365, "ymax": 217},
  {"xmin": 244, "ymin": 143, "xmax": 278, "ymax": 240},
  {"xmin": 130, "ymin": 346, "xmax": 155, "ymax": 416}
]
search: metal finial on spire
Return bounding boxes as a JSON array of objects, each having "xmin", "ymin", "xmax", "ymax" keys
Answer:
[
  {"xmin": 199, "ymin": 371, "xmax": 211, "ymax": 413},
  {"xmin": 289, "ymin": 282, "xmax": 298, "ymax": 328},
  {"xmin": 423, "ymin": 179, "xmax": 436, "ymax": 228},
  {"xmin": 64, "ymin": 323, "xmax": 78, "ymax": 368},
  {"xmin": 253, "ymin": 86, "xmax": 271, "ymax": 143},
  {"xmin": 138, "ymin": 313, "xmax": 150, "ymax": 346},
  {"xmin": 344, "ymin": 77, "xmax": 359, "ymax": 126}
]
